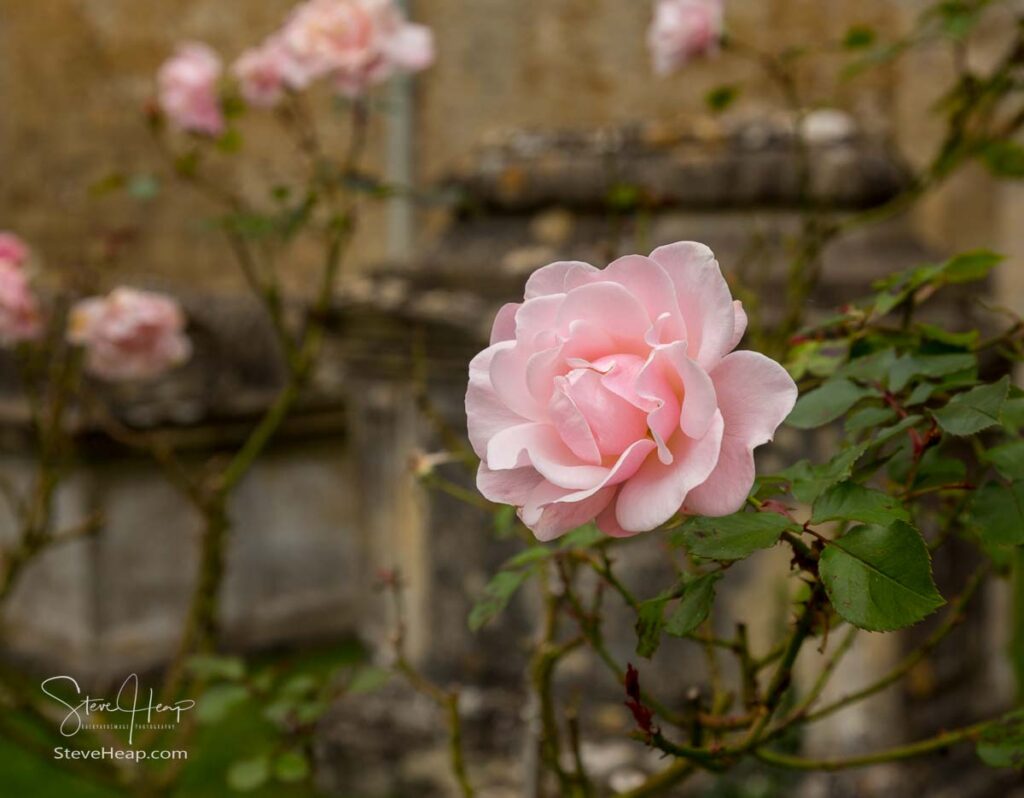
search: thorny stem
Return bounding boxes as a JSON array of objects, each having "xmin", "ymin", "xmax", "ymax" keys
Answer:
[
  {"xmin": 530, "ymin": 562, "xmax": 579, "ymax": 794},
  {"xmin": 754, "ymin": 718, "xmax": 992, "ymax": 771},
  {"xmin": 387, "ymin": 572, "xmax": 475, "ymax": 798},
  {"xmin": 741, "ymin": 583, "xmax": 824, "ymax": 749},
  {"xmin": 615, "ymin": 760, "xmax": 697, "ymax": 798},
  {"xmin": 801, "ymin": 564, "xmax": 987, "ymax": 725},
  {"xmin": 143, "ymin": 104, "xmax": 369, "ymax": 765}
]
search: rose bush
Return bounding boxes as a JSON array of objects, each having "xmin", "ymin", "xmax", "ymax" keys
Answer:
[
  {"xmin": 157, "ymin": 42, "xmax": 225, "ymax": 136},
  {"xmin": 68, "ymin": 287, "xmax": 192, "ymax": 381},
  {"xmin": 648, "ymin": 0, "xmax": 724, "ymax": 74},
  {"xmin": 0, "ymin": 261, "xmax": 42, "ymax": 344},
  {"xmin": 466, "ymin": 242, "xmax": 797, "ymax": 541},
  {"xmin": 233, "ymin": 37, "xmax": 293, "ymax": 108},
  {"xmin": 0, "ymin": 232, "xmax": 29, "ymax": 267},
  {"xmin": 233, "ymin": 0, "xmax": 434, "ymax": 104}
]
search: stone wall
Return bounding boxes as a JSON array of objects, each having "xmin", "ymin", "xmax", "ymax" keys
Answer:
[{"xmin": 2, "ymin": 0, "xmax": 1021, "ymax": 301}]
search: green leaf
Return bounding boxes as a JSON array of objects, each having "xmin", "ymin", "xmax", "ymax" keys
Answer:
[
  {"xmin": 811, "ymin": 481, "xmax": 911, "ymax": 526},
  {"xmin": 197, "ymin": 684, "xmax": 249, "ymax": 724},
  {"xmin": 607, "ymin": 183, "xmax": 641, "ymax": 212},
  {"xmin": 665, "ymin": 573, "xmax": 722, "ymax": 638},
  {"xmin": 842, "ymin": 25, "xmax": 876, "ymax": 49},
  {"xmin": 897, "ymin": 445, "xmax": 967, "ymax": 490},
  {"xmin": 346, "ymin": 666, "xmax": 391, "ymax": 694},
  {"xmin": 939, "ymin": 250, "xmax": 1002, "ymax": 283},
  {"xmin": 279, "ymin": 674, "xmax": 317, "ymax": 698},
  {"xmin": 985, "ymin": 440, "xmax": 1024, "ymax": 480},
  {"xmin": 936, "ymin": 3, "xmax": 982, "ymax": 39},
  {"xmin": 787, "ymin": 341, "xmax": 850, "ymax": 380},
  {"xmin": 228, "ymin": 755, "xmax": 270, "ymax": 792},
  {"xmin": 1003, "ymin": 397, "xmax": 1024, "ymax": 434},
  {"xmin": 783, "ymin": 442, "xmax": 870, "ymax": 504},
  {"xmin": 933, "ymin": 376, "xmax": 1010, "ymax": 436},
  {"xmin": 678, "ymin": 513, "xmax": 795, "ymax": 561},
  {"xmin": 787, "ymin": 378, "xmax": 878, "ymax": 429},
  {"xmin": 916, "ymin": 322, "xmax": 979, "ymax": 348},
  {"xmin": 984, "ymin": 140, "xmax": 1024, "ymax": 179},
  {"xmin": 503, "ymin": 546, "xmax": 551, "ymax": 569},
  {"xmin": 871, "ymin": 264, "xmax": 940, "ymax": 315},
  {"xmin": 559, "ymin": 524, "xmax": 605, "ymax": 549},
  {"xmin": 468, "ymin": 568, "xmax": 530, "ymax": 631},
  {"xmin": 493, "ymin": 504, "xmax": 517, "ymax": 537},
  {"xmin": 274, "ymin": 751, "xmax": 310, "ymax": 783},
  {"xmin": 819, "ymin": 521, "xmax": 944, "ymax": 632},
  {"xmin": 845, "ymin": 406, "xmax": 896, "ymax": 434},
  {"xmin": 128, "ymin": 174, "xmax": 160, "ymax": 200},
  {"xmin": 187, "ymin": 654, "xmax": 246, "ymax": 682},
  {"xmin": 89, "ymin": 171, "xmax": 126, "ymax": 197},
  {"xmin": 635, "ymin": 598, "xmax": 668, "ymax": 658},
  {"xmin": 216, "ymin": 128, "xmax": 244, "ymax": 154},
  {"xmin": 837, "ymin": 348, "xmax": 897, "ymax": 382},
  {"xmin": 223, "ymin": 212, "xmax": 277, "ymax": 240},
  {"xmin": 174, "ymin": 149, "xmax": 201, "ymax": 178},
  {"xmin": 872, "ymin": 415, "xmax": 924, "ymax": 447},
  {"xmin": 705, "ymin": 84, "xmax": 741, "ymax": 113},
  {"xmin": 906, "ymin": 382, "xmax": 939, "ymax": 407},
  {"xmin": 977, "ymin": 710, "xmax": 1024, "ymax": 769},
  {"xmin": 888, "ymin": 352, "xmax": 976, "ymax": 392},
  {"xmin": 972, "ymin": 482, "xmax": 1024, "ymax": 546}
]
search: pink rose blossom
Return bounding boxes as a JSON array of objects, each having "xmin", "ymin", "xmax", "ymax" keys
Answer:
[
  {"xmin": 68, "ymin": 288, "xmax": 192, "ymax": 381},
  {"xmin": 0, "ymin": 261, "xmax": 43, "ymax": 344},
  {"xmin": 157, "ymin": 42, "xmax": 226, "ymax": 136},
  {"xmin": 466, "ymin": 242, "xmax": 797, "ymax": 542},
  {"xmin": 648, "ymin": 0, "xmax": 724, "ymax": 75},
  {"xmin": 281, "ymin": 0, "xmax": 434, "ymax": 95},
  {"xmin": 233, "ymin": 37, "xmax": 294, "ymax": 108},
  {"xmin": 0, "ymin": 232, "xmax": 29, "ymax": 268}
]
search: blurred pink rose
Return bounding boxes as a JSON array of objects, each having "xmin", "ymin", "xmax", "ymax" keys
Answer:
[
  {"xmin": 466, "ymin": 242, "xmax": 797, "ymax": 541},
  {"xmin": 68, "ymin": 288, "xmax": 192, "ymax": 381},
  {"xmin": 0, "ymin": 261, "xmax": 43, "ymax": 344},
  {"xmin": 233, "ymin": 37, "xmax": 294, "ymax": 108},
  {"xmin": 0, "ymin": 232, "xmax": 29, "ymax": 268},
  {"xmin": 281, "ymin": 0, "xmax": 434, "ymax": 95},
  {"xmin": 157, "ymin": 42, "xmax": 226, "ymax": 136},
  {"xmin": 648, "ymin": 0, "xmax": 724, "ymax": 75}
]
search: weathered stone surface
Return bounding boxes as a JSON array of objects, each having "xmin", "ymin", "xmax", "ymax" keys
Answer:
[{"xmin": 450, "ymin": 117, "xmax": 910, "ymax": 213}]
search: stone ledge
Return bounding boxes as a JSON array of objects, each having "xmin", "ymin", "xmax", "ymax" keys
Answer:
[{"xmin": 449, "ymin": 112, "xmax": 911, "ymax": 213}]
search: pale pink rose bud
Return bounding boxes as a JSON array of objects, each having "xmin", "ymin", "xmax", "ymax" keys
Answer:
[
  {"xmin": 157, "ymin": 42, "xmax": 226, "ymax": 136},
  {"xmin": 0, "ymin": 232, "xmax": 29, "ymax": 268},
  {"xmin": 648, "ymin": 0, "xmax": 724, "ymax": 75},
  {"xmin": 233, "ymin": 37, "xmax": 294, "ymax": 108},
  {"xmin": 281, "ymin": 0, "xmax": 434, "ymax": 96},
  {"xmin": 466, "ymin": 242, "xmax": 797, "ymax": 542},
  {"xmin": 68, "ymin": 288, "xmax": 192, "ymax": 381},
  {"xmin": 0, "ymin": 261, "xmax": 43, "ymax": 344}
]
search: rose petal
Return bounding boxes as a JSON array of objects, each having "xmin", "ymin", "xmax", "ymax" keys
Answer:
[
  {"xmin": 649, "ymin": 242, "xmax": 736, "ymax": 370},
  {"xmin": 728, "ymin": 300, "xmax": 748, "ymax": 351},
  {"xmin": 651, "ymin": 342, "xmax": 718, "ymax": 440},
  {"xmin": 556, "ymin": 282, "xmax": 651, "ymax": 350},
  {"xmin": 521, "ymin": 483, "xmax": 617, "ymax": 542},
  {"xmin": 685, "ymin": 351, "xmax": 798, "ymax": 516},
  {"xmin": 486, "ymin": 423, "xmax": 609, "ymax": 490},
  {"xmin": 601, "ymin": 254, "xmax": 685, "ymax": 340},
  {"xmin": 525, "ymin": 260, "xmax": 599, "ymax": 299},
  {"xmin": 548, "ymin": 376, "xmax": 603, "ymax": 464},
  {"xmin": 477, "ymin": 463, "xmax": 544, "ymax": 506},
  {"xmin": 613, "ymin": 411, "xmax": 724, "ymax": 533},
  {"xmin": 465, "ymin": 344, "xmax": 530, "ymax": 459},
  {"xmin": 490, "ymin": 302, "xmax": 520, "ymax": 345}
]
